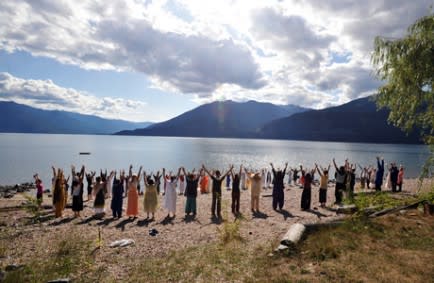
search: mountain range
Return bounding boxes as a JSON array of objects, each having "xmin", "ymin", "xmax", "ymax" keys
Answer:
[
  {"xmin": 258, "ymin": 97, "xmax": 421, "ymax": 143},
  {"xmin": 117, "ymin": 97, "xmax": 421, "ymax": 144},
  {"xmin": 0, "ymin": 98, "xmax": 421, "ymax": 144},
  {"xmin": 0, "ymin": 101, "xmax": 152, "ymax": 134},
  {"xmin": 116, "ymin": 100, "xmax": 309, "ymax": 138}
]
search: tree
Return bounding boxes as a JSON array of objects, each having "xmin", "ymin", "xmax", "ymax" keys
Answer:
[
  {"xmin": 372, "ymin": 13, "xmax": 434, "ymax": 176},
  {"xmin": 372, "ymin": 13, "xmax": 433, "ymax": 143}
]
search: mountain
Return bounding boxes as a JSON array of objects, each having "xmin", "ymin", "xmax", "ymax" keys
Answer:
[
  {"xmin": 0, "ymin": 101, "xmax": 152, "ymax": 134},
  {"xmin": 117, "ymin": 100, "xmax": 308, "ymax": 137},
  {"xmin": 259, "ymin": 96, "xmax": 421, "ymax": 144}
]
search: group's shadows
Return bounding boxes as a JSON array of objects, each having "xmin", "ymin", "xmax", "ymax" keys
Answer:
[
  {"xmin": 160, "ymin": 215, "xmax": 175, "ymax": 225},
  {"xmin": 97, "ymin": 217, "xmax": 117, "ymax": 226},
  {"xmin": 32, "ymin": 212, "xmax": 55, "ymax": 224},
  {"xmin": 183, "ymin": 214, "xmax": 199, "ymax": 224},
  {"xmin": 137, "ymin": 218, "xmax": 154, "ymax": 227},
  {"xmin": 49, "ymin": 217, "xmax": 74, "ymax": 226},
  {"xmin": 77, "ymin": 215, "xmax": 100, "ymax": 225},
  {"xmin": 276, "ymin": 209, "xmax": 295, "ymax": 220},
  {"xmin": 252, "ymin": 210, "xmax": 268, "ymax": 219},
  {"xmin": 115, "ymin": 217, "xmax": 136, "ymax": 231}
]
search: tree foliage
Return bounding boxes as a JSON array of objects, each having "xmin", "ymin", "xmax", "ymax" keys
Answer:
[{"xmin": 372, "ymin": 13, "xmax": 434, "ymax": 146}]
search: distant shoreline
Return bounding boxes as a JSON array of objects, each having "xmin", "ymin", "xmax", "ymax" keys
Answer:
[{"xmin": 0, "ymin": 132, "xmax": 426, "ymax": 145}]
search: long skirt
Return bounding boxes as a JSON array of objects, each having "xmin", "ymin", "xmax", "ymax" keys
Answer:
[
  {"xmin": 319, "ymin": 188, "xmax": 327, "ymax": 203},
  {"xmin": 272, "ymin": 188, "xmax": 284, "ymax": 210},
  {"xmin": 127, "ymin": 188, "xmax": 139, "ymax": 216},
  {"xmin": 94, "ymin": 190, "xmax": 105, "ymax": 214},
  {"xmin": 301, "ymin": 187, "xmax": 311, "ymax": 210},
  {"xmin": 72, "ymin": 195, "xmax": 83, "ymax": 212},
  {"xmin": 185, "ymin": 197, "xmax": 197, "ymax": 214},
  {"xmin": 53, "ymin": 188, "xmax": 65, "ymax": 218},
  {"xmin": 144, "ymin": 187, "xmax": 158, "ymax": 213}
]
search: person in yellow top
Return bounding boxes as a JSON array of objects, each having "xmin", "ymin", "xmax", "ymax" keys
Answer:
[
  {"xmin": 244, "ymin": 168, "xmax": 262, "ymax": 213},
  {"xmin": 315, "ymin": 163, "xmax": 330, "ymax": 208},
  {"xmin": 51, "ymin": 167, "xmax": 66, "ymax": 218},
  {"xmin": 143, "ymin": 171, "xmax": 160, "ymax": 220}
]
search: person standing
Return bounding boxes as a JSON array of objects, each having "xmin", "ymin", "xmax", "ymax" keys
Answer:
[
  {"xmin": 301, "ymin": 168, "xmax": 315, "ymax": 210},
  {"xmin": 333, "ymin": 159, "xmax": 347, "ymax": 205},
  {"xmin": 85, "ymin": 171, "xmax": 96, "ymax": 201},
  {"xmin": 230, "ymin": 165, "xmax": 242, "ymax": 215},
  {"xmin": 245, "ymin": 169, "xmax": 262, "ymax": 213},
  {"xmin": 397, "ymin": 165, "xmax": 405, "ymax": 192},
  {"xmin": 163, "ymin": 168, "xmax": 181, "ymax": 218},
  {"xmin": 71, "ymin": 165, "xmax": 85, "ymax": 218},
  {"xmin": 143, "ymin": 171, "xmax": 160, "ymax": 220},
  {"xmin": 33, "ymin": 174, "xmax": 44, "ymax": 208},
  {"xmin": 199, "ymin": 170, "xmax": 209, "ymax": 194},
  {"xmin": 270, "ymin": 162, "xmax": 288, "ymax": 210},
  {"xmin": 202, "ymin": 165, "xmax": 233, "ymax": 218},
  {"xmin": 390, "ymin": 163, "xmax": 399, "ymax": 192},
  {"xmin": 111, "ymin": 171, "xmax": 125, "ymax": 219},
  {"xmin": 182, "ymin": 167, "xmax": 200, "ymax": 217},
  {"xmin": 126, "ymin": 165, "xmax": 142, "ymax": 219},
  {"xmin": 52, "ymin": 167, "xmax": 65, "ymax": 218},
  {"xmin": 375, "ymin": 157, "xmax": 385, "ymax": 191},
  {"xmin": 178, "ymin": 174, "xmax": 186, "ymax": 196},
  {"xmin": 315, "ymin": 164, "xmax": 330, "ymax": 208},
  {"xmin": 93, "ymin": 175, "xmax": 106, "ymax": 217}
]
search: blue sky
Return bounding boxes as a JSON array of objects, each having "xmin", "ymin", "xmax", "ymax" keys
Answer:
[{"xmin": 0, "ymin": 0, "xmax": 431, "ymax": 122}]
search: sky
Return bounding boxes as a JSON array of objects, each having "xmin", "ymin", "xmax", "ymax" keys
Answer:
[{"xmin": 0, "ymin": 0, "xmax": 432, "ymax": 122}]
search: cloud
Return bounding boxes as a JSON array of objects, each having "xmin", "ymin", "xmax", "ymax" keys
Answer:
[
  {"xmin": 0, "ymin": 72, "xmax": 149, "ymax": 122},
  {"xmin": 0, "ymin": 0, "xmax": 265, "ymax": 95},
  {"xmin": 0, "ymin": 0, "xmax": 431, "ymax": 113}
]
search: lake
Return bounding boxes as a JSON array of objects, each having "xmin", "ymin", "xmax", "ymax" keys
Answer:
[{"xmin": 0, "ymin": 133, "xmax": 428, "ymax": 185}]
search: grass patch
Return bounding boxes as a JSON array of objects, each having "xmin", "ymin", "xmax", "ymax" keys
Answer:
[
  {"xmin": 352, "ymin": 191, "xmax": 419, "ymax": 212},
  {"xmin": 3, "ymin": 228, "xmax": 102, "ymax": 283},
  {"xmin": 128, "ymin": 211, "xmax": 433, "ymax": 283}
]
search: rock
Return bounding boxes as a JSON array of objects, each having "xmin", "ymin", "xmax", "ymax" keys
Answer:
[
  {"xmin": 47, "ymin": 278, "xmax": 70, "ymax": 283},
  {"xmin": 109, "ymin": 239, "xmax": 135, "ymax": 248}
]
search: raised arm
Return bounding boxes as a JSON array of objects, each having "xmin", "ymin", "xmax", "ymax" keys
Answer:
[
  {"xmin": 315, "ymin": 163, "xmax": 323, "ymax": 177},
  {"xmin": 230, "ymin": 166, "xmax": 235, "ymax": 180},
  {"xmin": 143, "ymin": 171, "xmax": 148, "ymax": 186},
  {"xmin": 79, "ymin": 166, "xmax": 85, "ymax": 180},
  {"xmin": 283, "ymin": 162, "xmax": 288, "ymax": 175},
  {"xmin": 138, "ymin": 166, "xmax": 143, "ymax": 179},
  {"xmin": 176, "ymin": 167, "xmax": 182, "ymax": 180},
  {"xmin": 202, "ymin": 165, "xmax": 212, "ymax": 177},
  {"xmin": 129, "ymin": 165, "xmax": 133, "ymax": 179},
  {"xmin": 270, "ymin": 163, "xmax": 276, "ymax": 174},
  {"xmin": 332, "ymin": 158, "xmax": 339, "ymax": 171},
  {"xmin": 221, "ymin": 165, "xmax": 234, "ymax": 179}
]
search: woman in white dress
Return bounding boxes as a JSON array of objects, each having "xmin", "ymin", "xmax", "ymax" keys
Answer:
[{"xmin": 163, "ymin": 168, "xmax": 181, "ymax": 218}]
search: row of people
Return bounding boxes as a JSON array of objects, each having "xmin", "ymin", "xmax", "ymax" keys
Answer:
[{"xmin": 43, "ymin": 158, "xmax": 405, "ymax": 219}]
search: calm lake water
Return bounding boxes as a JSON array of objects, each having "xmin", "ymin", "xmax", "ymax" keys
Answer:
[{"xmin": 0, "ymin": 133, "xmax": 429, "ymax": 185}]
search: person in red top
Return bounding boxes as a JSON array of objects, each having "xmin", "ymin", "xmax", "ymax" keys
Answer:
[{"xmin": 34, "ymin": 173, "xmax": 44, "ymax": 208}]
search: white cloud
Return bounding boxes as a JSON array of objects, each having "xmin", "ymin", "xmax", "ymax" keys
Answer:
[
  {"xmin": 0, "ymin": 72, "xmax": 149, "ymax": 122},
  {"xmin": 0, "ymin": 0, "xmax": 431, "ymax": 111}
]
